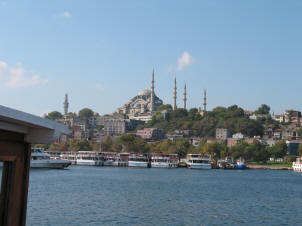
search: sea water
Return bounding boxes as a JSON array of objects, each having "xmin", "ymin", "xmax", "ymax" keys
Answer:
[{"xmin": 24, "ymin": 167, "xmax": 302, "ymax": 225}]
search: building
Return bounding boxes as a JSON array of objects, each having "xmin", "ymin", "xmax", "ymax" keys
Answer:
[
  {"xmin": 104, "ymin": 118, "xmax": 126, "ymax": 135},
  {"xmin": 227, "ymin": 138, "xmax": 241, "ymax": 147},
  {"xmin": 286, "ymin": 140, "xmax": 302, "ymax": 155},
  {"xmin": 216, "ymin": 128, "xmax": 230, "ymax": 140},
  {"xmin": 117, "ymin": 71, "xmax": 163, "ymax": 121},
  {"xmin": 232, "ymin": 132, "xmax": 244, "ymax": 140},
  {"xmin": 136, "ymin": 128, "xmax": 165, "ymax": 141}
]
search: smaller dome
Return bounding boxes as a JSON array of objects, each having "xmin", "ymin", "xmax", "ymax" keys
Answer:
[{"xmin": 138, "ymin": 89, "xmax": 151, "ymax": 96}]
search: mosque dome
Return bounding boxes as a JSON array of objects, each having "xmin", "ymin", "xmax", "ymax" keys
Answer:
[{"xmin": 138, "ymin": 89, "xmax": 151, "ymax": 96}]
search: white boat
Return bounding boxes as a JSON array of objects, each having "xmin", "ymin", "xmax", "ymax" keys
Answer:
[
  {"xmin": 293, "ymin": 158, "xmax": 302, "ymax": 172},
  {"xmin": 186, "ymin": 154, "xmax": 212, "ymax": 169},
  {"xmin": 31, "ymin": 148, "xmax": 71, "ymax": 169},
  {"xmin": 103, "ymin": 152, "xmax": 119, "ymax": 166},
  {"xmin": 76, "ymin": 151, "xmax": 104, "ymax": 166},
  {"xmin": 151, "ymin": 154, "xmax": 179, "ymax": 168},
  {"xmin": 59, "ymin": 152, "xmax": 77, "ymax": 165},
  {"xmin": 128, "ymin": 154, "xmax": 150, "ymax": 168}
]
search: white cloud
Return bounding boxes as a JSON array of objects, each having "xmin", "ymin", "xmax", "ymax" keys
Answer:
[
  {"xmin": 0, "ymin": 61, "xmax": 48, "ymax": 88},
  {"xmin": 57, "ymin": 11, "xmax": 71, "ymax": 18},
  {"xmin": 177, "ymin": 52, "xmax": 193, "ymax": 71}
]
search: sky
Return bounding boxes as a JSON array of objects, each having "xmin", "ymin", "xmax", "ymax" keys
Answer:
[{"xmin": 0, "ymin": 0, "xmax": 302, "ymax": 116}]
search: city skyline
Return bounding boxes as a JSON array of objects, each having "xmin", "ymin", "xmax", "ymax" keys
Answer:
[{"xmin": 0, "ymin": 1, "xmax": 302, "ymax": 116}]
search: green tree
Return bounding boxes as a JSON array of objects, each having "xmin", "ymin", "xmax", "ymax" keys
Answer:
[
  {"xmin": 298, "ymin": 143, "xmax": 302, "ymax": 157},
  {"xmin": 47, "ymin": 111, "xmax": 63, "ymax": 120},
  {"xmin": 247, "ymin": 141, "xmax": 268, "ymax": 162},
  {"xmin": 101, "ymin": 136, "xmax": 113, "ymax": 152},
  {"xmin": 78, "ymin": 108, "xmax": 94, "ymax": 119},
  {"xmin": 268, "ymin": 141, "xmax": 287, "ymax": 160},
  {"xmin": 69, "ymin": 139, "xmax": 92, "ymax": 151},
  {"xmin": 254, "ymin": 104, "xmax": 270, "ymax": 115}
]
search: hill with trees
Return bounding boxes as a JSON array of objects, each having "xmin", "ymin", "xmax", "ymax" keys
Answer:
[{"xmin": 135, "ymin": 104, "xmax": 278, "ymax": 138}]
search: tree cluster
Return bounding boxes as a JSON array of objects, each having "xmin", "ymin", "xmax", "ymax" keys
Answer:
[{"xmin": 136, "ymin": 104, "xmax": 275, "ymax": 138}]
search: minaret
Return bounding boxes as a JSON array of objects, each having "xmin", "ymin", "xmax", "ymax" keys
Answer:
[
  {"xmin": 203, "ymin": 89, "xmax": 207, "ymax": 114},
  {"xmin": 63, "ymin": 93, "xmax": 69, "ymax": 116},
  {"xmin": 173, "ymin": 78, "xmax": 177, "ymax": 110},
  {"xmin": 183, "ymin": 83, "xmax": 187, "ymax": 110},
  {"xmin": 150, "ymin": 69, "xmax": 155, "ymax": 113}
]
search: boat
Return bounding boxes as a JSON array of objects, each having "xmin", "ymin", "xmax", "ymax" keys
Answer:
[
  {"xmin": 292, "ymin": 158, "xmax": 302, "ymax": 172},
  {"xmin": 235, "ymin": 157, "xmax": 246, "ymax": 169},
  {"xmin": 128, "ymin": 153, "xmax": 150, "ymax": 168},
  {"xmin": 217, "ymin": 157, "xmax": 236, "ymax": 169},
  {"xmin": 103, "ymin": 152, "xmax": 119, "ymax": 166},
  {"xmin": 116, "ymin": 153, "xmax": 129, "ymax": 167},
  {"xmin": 59, "ymin": 152, "xmax": 77, "ymax": 165},
  {"xmin": 30, "ymin": 148, "xmax": 71, "ymax": 169},
  {"xmin": 151, "ymin": 154, "xmax": 179, "ymax": 168},
  {"xmin": 186, "ymin": 154, "xmax": 212, "ymax": 169},
  {"xmin": 76, "ymin": 151, "xmax": 104, "ymax": 166}
]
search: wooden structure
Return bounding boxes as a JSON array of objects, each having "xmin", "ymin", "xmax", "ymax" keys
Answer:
[{"xmin": 0, "ymin": 105, "xmax": 69, "ymax": 226}]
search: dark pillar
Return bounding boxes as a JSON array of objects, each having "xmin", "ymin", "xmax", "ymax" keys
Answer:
[{"xmin": 0, "ymin": 130, "xmax": 31, "ymax": 226}]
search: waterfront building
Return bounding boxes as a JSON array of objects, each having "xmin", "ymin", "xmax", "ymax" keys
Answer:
[
  {"xmin": 216, "ymin": 128, "xmax": 230, "ymax": 140},
  {"xmin": 286, "ymin": 140, "xmax": 302, "ymax": 156}
]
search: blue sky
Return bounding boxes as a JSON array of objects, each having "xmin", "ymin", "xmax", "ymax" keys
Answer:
[{"xmin": 0, "ymin": 0, "xmax": 301, "ymax": 116}]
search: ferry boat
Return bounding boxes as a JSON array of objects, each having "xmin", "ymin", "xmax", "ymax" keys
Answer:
[
  {"xmin": 186, "ymin": 154, "xmax": 212, "ymax": 169},
  {"xmin": 217, "ymin": 157, "xmax": 236, "ymax": 169},
  {"xmin": 60, "ymin": 152, "xmax": 77, "ymax": 165},
  {"xmin": 31, "ymin": 148, "xmax": 71, "ymax": 169},
  {"xmin": 103, "ymin": 152, "xmax": 119, "ymax": 166},
  {"xmin": 76, "ymin": 151, "xmax": 104, "ymax": 166},
  {"xmin": 292, "ymin": 158, "xmax": 302, "ymax": 172},
  {"xmin": 235, "ymin": 157, "xmax": 246, "ymax": 169},
  {"xmin": 116, "ymin": 153, "xmax": 129, "ymax": 167},
  {"xmin": 102, "ymin": 152, "xmax": 129, "ymax": 167},
  {"xmin": 151, "ymin": 154, "xmax": 179, "ymax": 168},
  {"xmin": 128, "ymin": 153, "xmax": 150, "ymax": 168}
]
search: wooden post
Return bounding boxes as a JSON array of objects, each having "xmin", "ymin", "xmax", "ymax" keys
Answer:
[{"xmin": 0, "ymin": 130, "xmax": 31, "ymax": 226}]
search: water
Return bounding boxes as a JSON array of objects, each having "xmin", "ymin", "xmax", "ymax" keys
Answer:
[{"xmin": 25, "ymin": 167, "xmax": 302, "ymax": 226}]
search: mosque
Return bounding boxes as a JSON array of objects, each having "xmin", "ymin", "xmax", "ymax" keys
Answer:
[
  {"xmin": 117, "ymin": 70, "xmax": 163, "ymax": 121},
  {"xmin": 116, "ymin": 70, "xmax": 207, "ymax": 121}
]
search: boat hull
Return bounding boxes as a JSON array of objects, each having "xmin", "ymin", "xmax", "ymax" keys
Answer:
[
  {"xmin": 293, "ymin": 163, "xmax": 302, "ymax": 172},
  {"xmin": 151, "ymin": 162, "xmax": 178, "ymax": 168},
  {"xmin": 187, "ymin": 163, "xmax": 212, "ymax": 169},
  {"xmin": 235, "ymin": 164, "xmax": 246, "ymax": 169},
  {"xmin": 76, "ymin": 160, "xmax": 104, "ymax": 166},
  {"xmin": 128, "ymin": 161, "xmax": 148, "ymax": 168},
  {"xmin": 30, "ymin": 160, "xmax": 71, "ymax": 169}
]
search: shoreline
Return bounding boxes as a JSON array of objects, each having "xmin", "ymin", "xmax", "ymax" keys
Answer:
[{"xmin": 247, "ymin": 164, "xmax": 292, "ymax": 170}]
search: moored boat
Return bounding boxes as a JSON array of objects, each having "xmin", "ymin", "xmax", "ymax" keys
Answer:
[
  {"xmin": 128, "ymin": 153, "xmax": 150, "ymax": 168},
  {"xmin": 235, "ymin": 157, "xmax": 246, "ymax": 169},
  {"xmin": 293, "ymin": 158, "xmax": 302, "ymax": 172},
  {"xmin": 31, "ymin": 148, "xmax": 71, "ymax": 169},
  {"xmin": 151, "ymin": 154, "xmax": 179, "ymax": 168},
  {"xmin": 186, "ymin": 154, "xmax": 212, "ymax": 169},
  {"xmin": 76, "ymin": 151, "xmax": 104, "ymax": 166}
]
